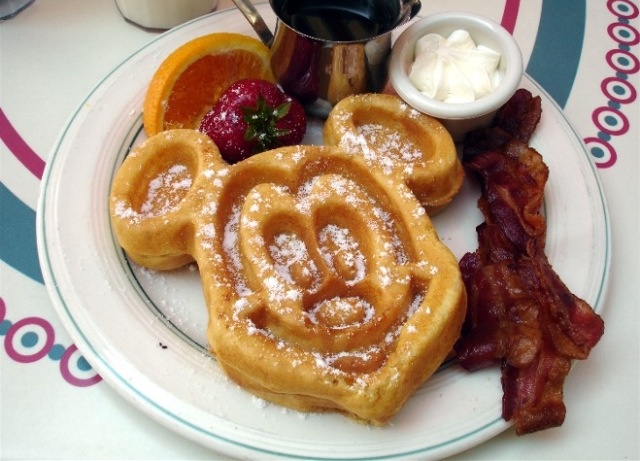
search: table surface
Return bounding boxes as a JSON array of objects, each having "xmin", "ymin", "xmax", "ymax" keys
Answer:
[{"xmin": 1, "ymin": 0, "xmax": 638, "ymax": 459}]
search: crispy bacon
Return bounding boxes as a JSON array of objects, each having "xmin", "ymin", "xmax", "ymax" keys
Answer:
[{"xmin": 455, "ymin": 89, "xmax": 604, "ymax": 435}]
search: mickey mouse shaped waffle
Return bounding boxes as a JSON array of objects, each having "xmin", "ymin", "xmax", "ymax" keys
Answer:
[{"xmin": 110, "ymin": 94, "xmax": 467, "ymax": 425}]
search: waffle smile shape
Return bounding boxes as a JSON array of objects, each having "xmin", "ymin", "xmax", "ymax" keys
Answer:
[{"xmin": 110, "ymin": 128, "xmax": 466, "ymax": 425}]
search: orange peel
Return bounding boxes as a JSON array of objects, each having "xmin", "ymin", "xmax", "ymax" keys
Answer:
[{"xmin": 143, "ymin": 32, "xmax": 275, "ymax": 136}]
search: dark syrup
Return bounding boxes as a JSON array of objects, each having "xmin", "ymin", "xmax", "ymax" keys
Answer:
[{"xmin": 279, "ymin": 0, "xmax": 397, "ymax": 42}]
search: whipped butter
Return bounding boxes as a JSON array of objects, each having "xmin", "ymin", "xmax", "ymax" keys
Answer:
[{"xmin": 409, "ymin": 29, "xmax": 502, "ymax": 103}]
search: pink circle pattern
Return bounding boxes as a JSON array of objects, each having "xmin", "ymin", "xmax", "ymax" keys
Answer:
[
  {"xmin": 0, "ymin": 297, "xmax": 102, "ymax": 387},
  {"xmin": 585, "ymin": 0, "xmax": 639, "ymax": 169}
]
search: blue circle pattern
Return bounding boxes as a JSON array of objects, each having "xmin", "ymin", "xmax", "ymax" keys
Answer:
[
  {"xmin": 49, "ymin": 343, "xmax": 66, "ymax": 360},
  {"xmin": 1, "ymin": 298, "xmax": 100, "ymax": 386},
  {"xmin": 586, "ymin": 0, "xmax": 639, "ymax": 168},
  {"xmin": 22, "ymin": 331, "xmax": 38, "ymax": 348},
  {"xmin": 0, "ymin": 319, "xmax": 10, "ymax": 335}
]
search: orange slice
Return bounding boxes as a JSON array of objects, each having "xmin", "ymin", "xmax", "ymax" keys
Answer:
[{"xmin": 143, "ymin": 32, "xmax": 275, "ymax": 136}]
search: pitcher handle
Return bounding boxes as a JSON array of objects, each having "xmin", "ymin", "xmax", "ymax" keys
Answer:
[
  {"xmin": 400, "ymin": 0, "xmax": 422, "ymax": 25},
  {"xmin": 231, "ymin": 0, "xmax": 275, "ymax": 47}
]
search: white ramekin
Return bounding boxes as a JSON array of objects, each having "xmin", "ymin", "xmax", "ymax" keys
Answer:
[{"xmin": 389, "ymin": 13, "xmax": 523, "ymax": 141}]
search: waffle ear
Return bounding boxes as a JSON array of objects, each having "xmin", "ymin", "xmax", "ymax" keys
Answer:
[
  {"xmin": 109, "ymin": 130, "xmax": 224, "ymax": 270},
  {"xmin": 323, "ymin": 93, "xmax": 464, "ymax": 214}
]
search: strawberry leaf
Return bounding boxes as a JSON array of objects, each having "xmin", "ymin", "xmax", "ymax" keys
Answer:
[{"xmin": 242, "ymin": 96, "xmax": 292, "ymax": 152}]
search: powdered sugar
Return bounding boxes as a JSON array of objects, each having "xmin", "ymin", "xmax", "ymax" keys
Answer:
[
  {"xmin": 337, "ymin": 123, "xmax": 424, "ymax": 176},
  {"xmin": 269, "ymin": 233, "xmax": 320, "ymax": 287},
  {"xmin": 306, "ymin": 296, "xmax": 375, "ymax": 329},
  {"xmin": 113, "ymin": 163, "xmax": 192, "ymax": 222},
  {"xmin": 319, "ymin": 224, "xmax": 366, "ymax": 285}
]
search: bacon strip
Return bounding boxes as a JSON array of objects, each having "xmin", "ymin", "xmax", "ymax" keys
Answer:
[{"xmin": 455, "ymin": 89, "xmax": 604, "ymax": 435}]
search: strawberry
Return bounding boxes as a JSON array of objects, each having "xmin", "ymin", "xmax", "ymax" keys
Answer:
[{"xmin": 199, "ymin": 78, "xmax": 307, "ymax": 164}]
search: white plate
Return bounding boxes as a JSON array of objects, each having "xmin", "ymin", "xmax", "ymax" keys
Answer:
[{"xmin": 36, "ymin": 4, "xmax": 610, "ymax": 460}]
